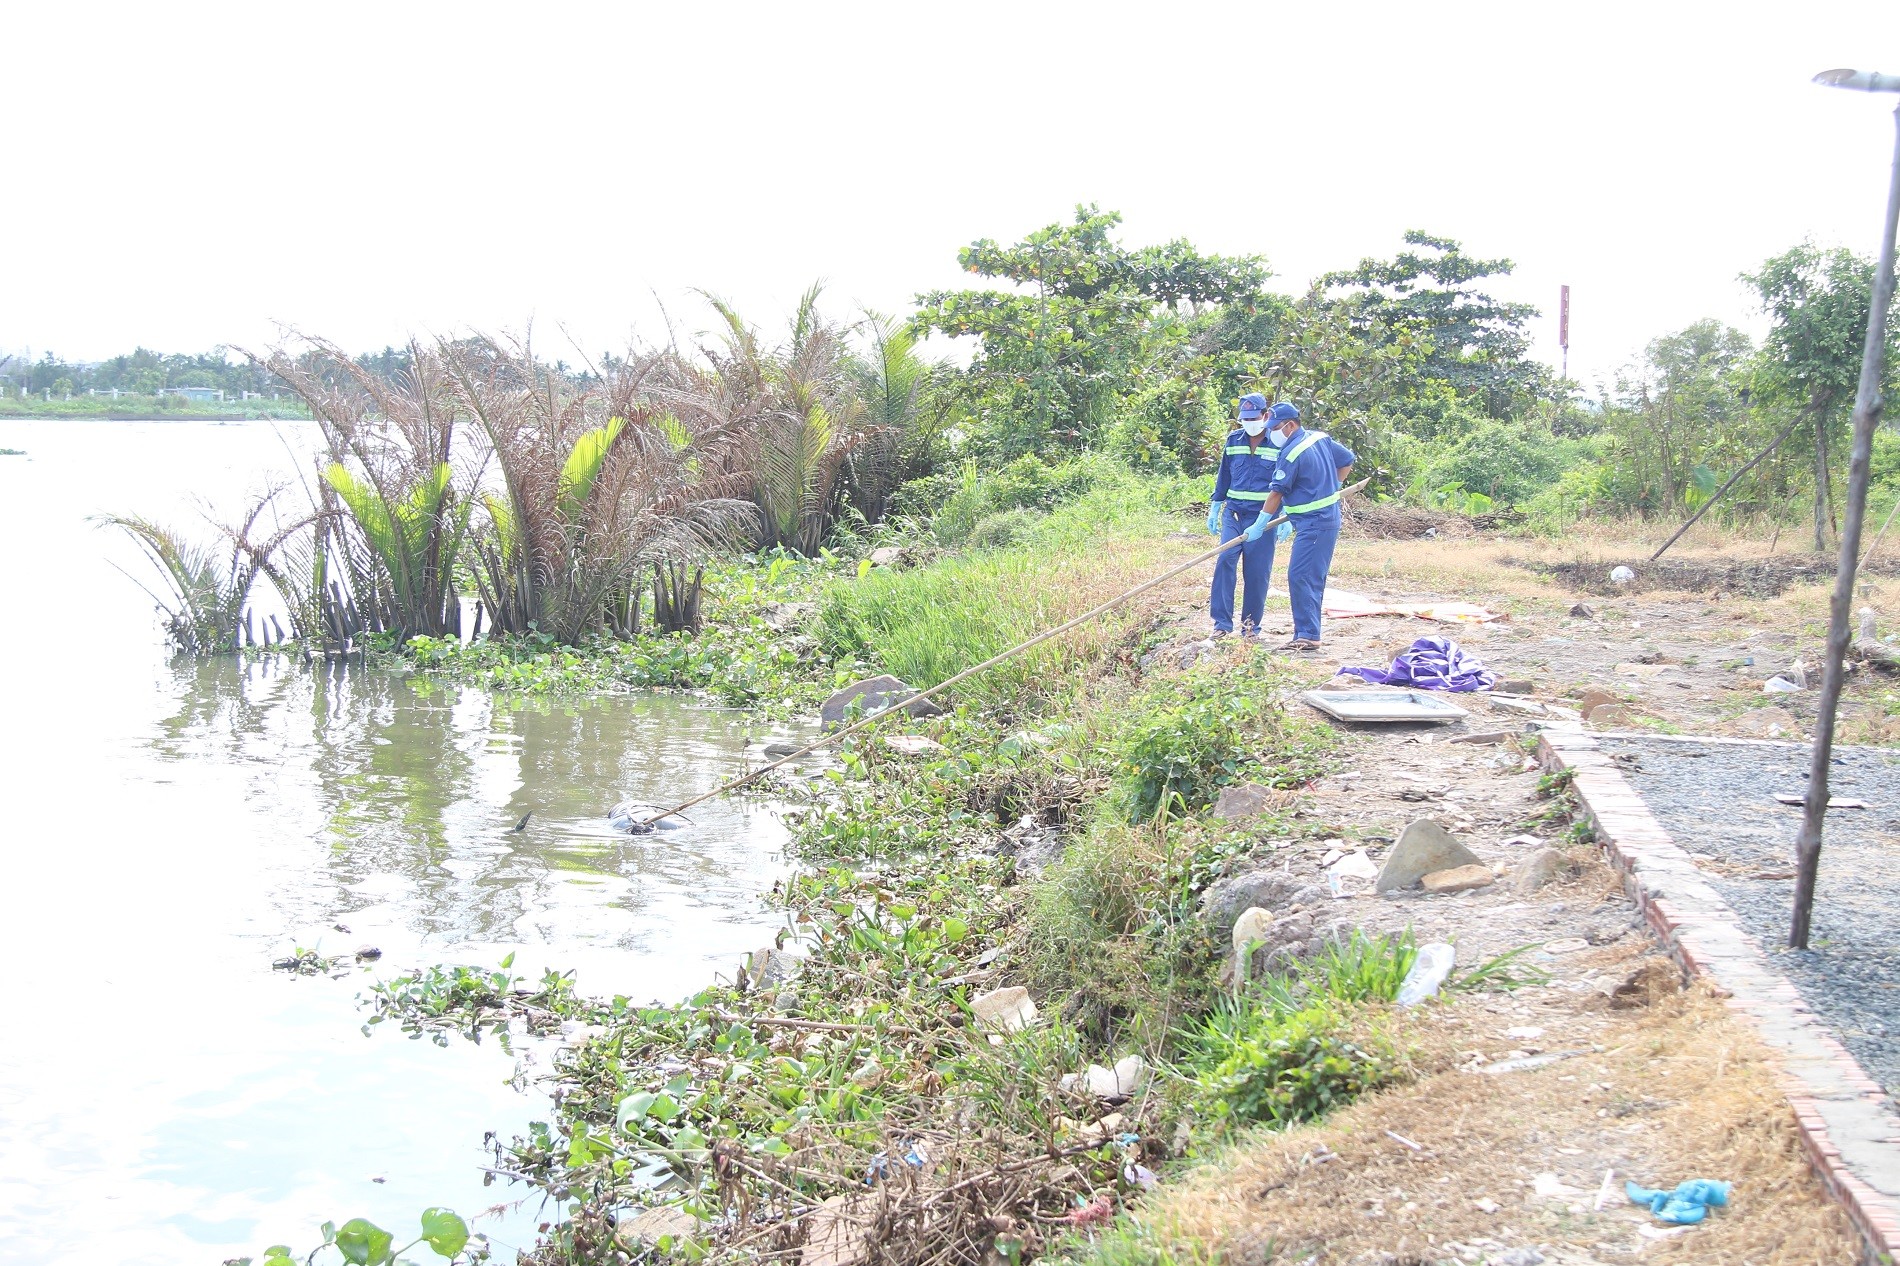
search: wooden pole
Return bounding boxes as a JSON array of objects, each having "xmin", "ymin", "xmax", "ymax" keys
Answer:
[
  {"xmin": 639, "ymin": 480, "xmax": 1372, "ymax": 827},
  {"xmin": 1859, "ymin": 491, "xmax": 1900, "ymax": 567},
  {"xmin": 1792, "ymin": 100, "xmax": 1900, "ymax": 949},
  {"xmin": 1649, "ymin": 414, "xmax": 1805, "ymax": 562}
]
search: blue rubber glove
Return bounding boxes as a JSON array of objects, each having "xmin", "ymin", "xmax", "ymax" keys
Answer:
[
  {"xmin": 1276, "ymin": 519, "xmax": 1293, "ymax": 544},
  {"xmin": 1207, "ymin": 501, "xmax": 1224, "ymax": 536},
  {"xmin": 1242, "ymin": 512, "xmax": 1270, "ymax": 543},
  {"xmin": 1626, "ymin": 1179, "xmax": 1731, "ymax": 1225}
]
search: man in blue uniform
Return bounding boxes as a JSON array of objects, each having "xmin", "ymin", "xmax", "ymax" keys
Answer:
[
  {"xmin": 1206, "ymin": 392, "xmax": 1283, "ymax": 636},
  {"xmin": 1258, "ymin": 402, "xmax": 1354, "ymax": 651}
]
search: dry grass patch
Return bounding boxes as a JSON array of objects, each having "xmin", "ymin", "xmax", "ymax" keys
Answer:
[{"xmin": 1109, "ymin": 974, "xmax": 1857, "ymax": 1265}]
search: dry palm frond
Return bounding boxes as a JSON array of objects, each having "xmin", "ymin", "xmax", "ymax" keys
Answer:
[
  {"xmin": 688, "ymin": 286, "xmax": 891, "ymax": 555},
  {"xmin": 445, "ymin": 336, "xmax": 757, "ymax": 644},
  {"xmin": 249, "ymin": 338, "xmax": 474, "ymax": 640}
]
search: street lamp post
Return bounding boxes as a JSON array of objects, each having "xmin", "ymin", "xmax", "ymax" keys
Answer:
[{"xmin": 1790, "ymin": 70, "xmax": 1900, "ymax": 949}]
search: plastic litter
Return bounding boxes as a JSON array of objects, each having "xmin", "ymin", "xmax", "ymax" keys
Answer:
[
  {"xmin": 865, "ymin": 1142, "xmax": 929, "ymax": 1183},
  {"xmin": 1323, "ymin": 588, "xmax": 1500, "ymax": 623},
  {"xmin": 1625, "ymin": 1178, "xmax": 1731, "ymax": 1225},
  {"xmin": 1762, "ymin": 676, "xmax": 1801, "ymax": 693},
  {"xmin": 1611, "ymin": 565, "xmax": 1635, "ymax": 585},
  {"xmin": 1337, "ymin": 636, "xmax": 1497, "ymax": 692},
  {"xmin": 1396, "ymin": 941, "xmax": 1456, "ymax": 1006}
]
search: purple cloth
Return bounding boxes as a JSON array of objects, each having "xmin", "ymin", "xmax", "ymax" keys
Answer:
[{"xmin": 1335, "ymin": 636, "xmax": 1496, "ymax": 693}]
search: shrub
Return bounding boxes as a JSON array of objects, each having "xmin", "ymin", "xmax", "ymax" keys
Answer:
[
  {"xmin": 1191, "ymin": 930, "xmax": 1416, "ymax": 1127},
  {"xmin": 1109, "ymin": 650, "xmax": 1333, "ymax": 822},
  {"xmin": 1414, "ymin": 418, "xmax": 1589, "ymax": 508},
  {"xmin": 1198, "ymin": 998, "xmax": 1403, "ymax": 1127},
  {"xmin": 965, "ymin": 506, "xmax": 1046, "ymax": 550}
]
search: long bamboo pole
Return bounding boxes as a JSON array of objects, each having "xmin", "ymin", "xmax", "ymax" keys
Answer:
[
  {"xmin": 1649, "ymin": 413, "xmax": 1804, "ymax": 562},
  {"xmin": 637, "ymin": 479, "xmax": 1372, "ymax": 827},
  {"xmin": 1791, "ymin": 101, "xmax": 1900, "ymax": 949}
]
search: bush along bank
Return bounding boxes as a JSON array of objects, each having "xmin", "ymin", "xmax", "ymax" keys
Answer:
[
  {"xmin": 386, "ymin": 477, "xmax": 1202, "ymax": 715},
  {"xmin": 391, "ymin": 552, "xmax": 859, "ymax": 712},
  {"xmin": 357, "ymin": 633, "xmax": 1537, "ymax": 1266}
]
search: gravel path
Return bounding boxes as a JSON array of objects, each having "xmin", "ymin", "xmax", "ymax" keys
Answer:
[{"xmin": 1599, "ymin": 736, "xmax": 1900, "ymax": 1097}]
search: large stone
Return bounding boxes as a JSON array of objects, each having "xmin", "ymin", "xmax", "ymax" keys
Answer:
[
  {"xmin": 1375, "ymin": 819, "xmax": 1482, "ymax": 893},
  {"xmin": 820, "ymin": 675, "xmax": 944, "ymax": 731},
  {"xmin": 747, "ymin": 947, "xmax": 801, "ymax": 990},
  {"xmin": 1420, "ymin": 864, "xmax": 1495, "ymax": 894},
  {"xmin": 867, "ymin": 546, "xmax": 906, "ymax": 567},
  {"xmin": 1211, "ymin": 783, "xmax": 1285, "ymax": 821},
  {"xmin": 1229, "ymin": 906, "xmax": 1351, "ymax": 980},
  {"xmin": 1515, "ymin": 847, "xmax": 1565, "ymax": 895},
  {"xmin": 1200, "ymin": 869, "xmax": 1327, "ymax": 935},
  {"xmin": 1586, "ymin": 703, "xmax": 1631, "ymax": 727},
  {"xmin": 1577, "ymin": 689, "xmax": 1618, "ymax": 714}
]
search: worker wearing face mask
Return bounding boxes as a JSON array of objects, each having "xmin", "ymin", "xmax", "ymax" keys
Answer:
[
  {"xmin": 1206, "ymin": 392, "xmax": 1287, "ymax": 637},
  {"xmin": 1257, "ymin": 401, "xmax": 1354, "ymax": 651}
]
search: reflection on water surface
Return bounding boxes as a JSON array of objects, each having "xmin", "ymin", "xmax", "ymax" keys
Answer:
[{"xmin": 0, "ymin": 419, "xmax": 800, "ymax": 1263}]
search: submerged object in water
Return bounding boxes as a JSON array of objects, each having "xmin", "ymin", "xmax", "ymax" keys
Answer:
[{"xmin": 608, "ymin": 800, "xmax": 694, "ymax": 835}]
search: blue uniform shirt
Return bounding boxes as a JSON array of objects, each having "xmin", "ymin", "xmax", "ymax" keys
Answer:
[
  {"xmin": 1268, "ymin": 427, "xmax": 1356, "ymax": 517},
  {"xmin": 1211, "ymin": 430, "xmax": 1278, "ymax": 504}
]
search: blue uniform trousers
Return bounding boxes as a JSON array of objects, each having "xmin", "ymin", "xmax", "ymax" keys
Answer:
[
  {"xmin": 1209, "ymin": 502, "xmax": 1276, "ymax": 634},
  {"xmin": 1285, "ymin": 508, "xmax": 1341, "ymax": 642}
]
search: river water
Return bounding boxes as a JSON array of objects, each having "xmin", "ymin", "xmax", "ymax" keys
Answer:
[{"xmin": 0, "ymin": 420, "xmax": 801, "ymax": 1263}]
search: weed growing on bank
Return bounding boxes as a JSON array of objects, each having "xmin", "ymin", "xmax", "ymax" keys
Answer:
[
  {"xmin": 393, "ymin": 553, "xmax": 865, "ymax": 709},
  {"xmin": 380, "ymin": 638, "xmax": 1393, "ymax": 1264}
]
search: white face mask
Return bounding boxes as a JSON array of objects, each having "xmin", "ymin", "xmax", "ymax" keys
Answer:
[
  {"xmin": 1266, "ymin": 425, "xmax": 1290, "ymax": 447},
  {"xmin": 1240, "ymin": 418, "xmax": 1267, "ymax": 437}
]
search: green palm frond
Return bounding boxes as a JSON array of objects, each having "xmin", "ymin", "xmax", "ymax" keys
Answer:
[
  {"xmin": 96, "ymin": 512, "xmax": 253, "ymax": 652},
  {"xmin": 558, "ymin": 415, "xmax": 627, "ymax": 524}
]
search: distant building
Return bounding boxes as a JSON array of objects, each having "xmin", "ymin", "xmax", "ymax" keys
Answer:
[{"xmin": 167, "ymin": 387, "xmax": 225, "ymax": 403}]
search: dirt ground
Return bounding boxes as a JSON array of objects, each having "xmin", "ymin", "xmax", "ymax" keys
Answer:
[{"xmin": 1114, "ymin": 526, "xmax": 1896, "ymax": 1264}]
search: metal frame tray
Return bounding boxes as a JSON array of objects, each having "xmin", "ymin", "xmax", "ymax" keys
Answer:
[{"xmin": 1301, "ymin": 688, "xmax": 1471, "ymax": 723}]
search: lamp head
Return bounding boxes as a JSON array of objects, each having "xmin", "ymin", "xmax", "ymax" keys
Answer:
[{"xmin": 1814, "ymin": 68, "xmax": 1900, "ymax": 93}]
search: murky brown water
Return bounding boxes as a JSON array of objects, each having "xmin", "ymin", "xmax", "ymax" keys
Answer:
[{"xmin": 0, "ymin": 420, "xmax": 802, "ymax": 1262}]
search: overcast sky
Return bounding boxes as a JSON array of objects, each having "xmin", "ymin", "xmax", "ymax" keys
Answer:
[{"xmin": 5, "ymin": 1, "xmax": 1898, "ymax": 390}]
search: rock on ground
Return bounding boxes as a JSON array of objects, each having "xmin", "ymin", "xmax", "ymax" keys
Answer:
[
  {"xmin": 1515, "ymin": 847, "xmax": 1565, "ymax": 894},
  {"xmin": 1229, "ymin": 904, "xmax": 1356, "ymax": 980},
  {"xmin": 820, "ymin": 675, "xmax": 944, "ymax": 730},
  {"xmin": 1211, "ymin": 782, "xmax": 1286, "ymax": 820},
  {"xmin": 1375, "ymin": 819, "xmax": 1481, "ymax": 893},
  {"xmin": 1420, "ymin": 863, "xmax": 1495, "ymax": 894},
  {"xmin": 1731, "ymin": 706, "xmax": 1798, "ymax": 738},
  {"xmin": 1201, "ymin": 869, "xmax": 1328, "ymax": 937}
]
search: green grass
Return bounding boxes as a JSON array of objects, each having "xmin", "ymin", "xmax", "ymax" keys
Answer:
[{"xmin": 817, "ymin": 478, "xmax": 1194, "ymax": 713}]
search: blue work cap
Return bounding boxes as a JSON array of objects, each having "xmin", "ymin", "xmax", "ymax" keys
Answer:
[
  {"xmin": 1237, "ymin": 392, "xmax": 1268, "ymax": 420},
  {"xmin": 1268, "ymin": 401, "xmax": 1301, "ymax": 424}
]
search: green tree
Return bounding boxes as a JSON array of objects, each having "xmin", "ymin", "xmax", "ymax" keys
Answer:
[
  {"xmin": 1320, "ymin": 230, "xmax": 1543, "ymax": 418},
  {"xmin": 1746, "ymin": 242, "xmax": 1900, "ymax": 551},
  {"xmin": 1600, "ymin": 320, "xmax": 1763, "ymax": 516},
  {"xmin": 915, "ymin": 205, "xmax": 1270, "ymax": 459}
]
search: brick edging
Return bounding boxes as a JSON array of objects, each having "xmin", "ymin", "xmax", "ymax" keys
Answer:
[{"xmin": 1538, "ymin": 731, "xmax": 1900, "ymax": 1264}]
